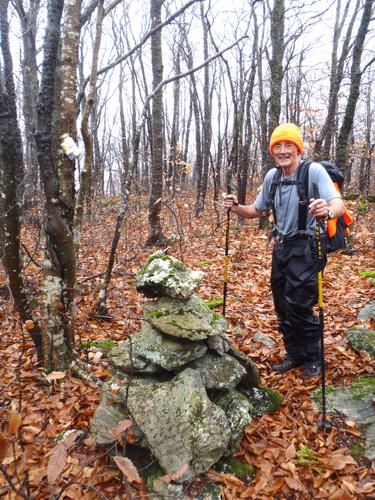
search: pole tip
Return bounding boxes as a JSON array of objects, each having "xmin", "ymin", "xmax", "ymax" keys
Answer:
[{"xmin": 318, "ymin": 420, "xmax": 332, "ymax": 432}]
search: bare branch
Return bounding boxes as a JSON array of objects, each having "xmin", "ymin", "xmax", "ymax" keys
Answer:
[{"xmin": 77, "ymin": 0, "xmax": 203, "ymax": 107}]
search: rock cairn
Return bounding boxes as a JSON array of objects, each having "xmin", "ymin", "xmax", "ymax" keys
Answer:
[{"xmin": 91, "ymin": 252, "xmax": 276, "ymax": 484}]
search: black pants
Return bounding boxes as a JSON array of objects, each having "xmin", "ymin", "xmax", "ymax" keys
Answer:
[{"xmin": 270, "ymin": 236, "xmax": 327, "ymax": 365}]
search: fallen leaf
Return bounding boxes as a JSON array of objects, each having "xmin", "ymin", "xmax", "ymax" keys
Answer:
[
  {"xmin": 24, "ymin": 319, "xmax": 35, "ymax": 330},
  {"xmin": 284, "ymin": 476, "xmax": 304, "ymax": 491},
  {"xmin": 113, "ymin": 456, "xmax": 142, "ymax": 484},
  {"xmin": 45, "ymin": 371, "xmax": 66, "ymax": 381},
  {"xmin": 285, "ymin": 442, "xmax": 296, "ymax": 460},
  {"xmin": 161, "ymin": 463, "xmax": 189, "ymax": 483},
  {"xmin": 47, "ymin": 442, "xmax": 68, "ymax": 485}
]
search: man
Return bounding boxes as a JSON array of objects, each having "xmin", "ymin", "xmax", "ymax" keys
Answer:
[{"xmin": 223, "ymin": 123, "xmax": 344, "ymax": 378}]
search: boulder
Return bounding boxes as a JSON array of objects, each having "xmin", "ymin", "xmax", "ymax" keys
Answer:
[
  {"xmin": 126, "ymin": 368, "xmax": 231, "ymax": 482},
  {"xmin": 186, "ymin": 352, "xmax": 247, "ymax": 390},
  {"xmin": 110, "ymin": 322, "xmax": 207, "ymax": 373},
  {"xmin": 210, "ymin": 390, "xmax": 253, "ymax": 454},
  {"xmin": 227, "ymin": 346, "xmax": 260, "ymax": 388},
  {"xmin": 357, "ymin": 300, "xmax": 375, "ymax": 321},
  {"xmin": 312, "ymin": 376, "xmax": 375, "ymax": 461},
  {"xmin": 91, "ymin": 381, "xmax": 145, "ymax": 448},
  {"xmin": 144, "ymin": 295, "xmax": 224, "ymax": 341},
  {"xmin": 136, "ymin": 251, "xmax": 203, "ymax": 299},
  {"xmin": 346, "ymin": 328, "xmax": 375, "ymax": 357}
]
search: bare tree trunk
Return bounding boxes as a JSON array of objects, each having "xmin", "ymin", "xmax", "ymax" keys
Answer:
[
  {"xmin": 13, "ymin": 0, "xmax": 40, "ymax": 207},
  {"xmin": 75, "ymin": 0, "xmax": 104, "ymax": 257},
  {"xmin": 167, "ymin": 48, "xmax": 181, "ymax": 197},
  {"xmin": 259, "ymin": 0, "xmax": 285, "ymax": 229},
  {"xmin": 238, "ymin": 7, "xmax": 258, "ymax": 208},
  {"xmin": 0, "ymin": 0, "xmax": 42, "ymax": 358},
  {"xmin": 146, "ymin": 0, "xmax": 167, "ymax": 246},
  {"xmin": 265, "ymin": 0, "xmax": 285, "ymax": 174},
  {"xmin": 195, "ymin": 2, "xmax": 211, "ymax": 216},
  {"xmin": 358, "ymin": 84, "xmax": 373, "ymax": 194},
  {"xmin": 313, "ymin": 0, "xmax": 359, "ymax": 159},
  {"xmin": 335, "ymin": 0, "xmax": 374, "ymax": 183},
  {"xmin": 35, "ymin": 0, "xmax": 77, "ymax": 371}
]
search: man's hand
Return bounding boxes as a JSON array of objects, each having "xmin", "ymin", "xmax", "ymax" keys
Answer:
[
  {"xmin": 309, "ymin": 198, "xmax": 331, "ymax": 219},
  {"xmin": 222, "ymin": 192, "xmax": 239, "ymax": 210}
]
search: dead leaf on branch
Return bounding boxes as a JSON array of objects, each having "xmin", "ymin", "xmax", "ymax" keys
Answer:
[
  {"xmin": 113, "ymin": 456, "xmax": 142, "ymax": 484},
  {"xmin": 0, "ymin": 432, "xmax": 9, "ymax": 464},
  {"xmin": 8, "ymin": 410, "xmax": 22, "ymax": 436}
]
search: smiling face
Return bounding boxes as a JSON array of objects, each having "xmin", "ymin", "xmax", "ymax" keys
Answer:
[{"xmin": 271, "ymin": 140, "xmax": 300, "ymax": 174}]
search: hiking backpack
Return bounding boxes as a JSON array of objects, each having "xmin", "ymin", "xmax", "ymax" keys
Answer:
[{"xmin": 268, "ymin": 160, "xmax": 353, "ymax": 253}]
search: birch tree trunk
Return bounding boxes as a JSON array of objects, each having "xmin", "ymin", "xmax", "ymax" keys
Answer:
[{"xmin": 35, "ymin": 0, "xmax": 77, "ymax": 370}]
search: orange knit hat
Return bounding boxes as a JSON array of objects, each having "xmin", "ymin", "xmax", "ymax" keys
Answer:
[{"xmin": 269, "ymin": 123, "xmax": 304, "ymax": 155}]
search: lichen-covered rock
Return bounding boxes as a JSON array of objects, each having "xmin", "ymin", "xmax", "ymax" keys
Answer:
[
  {"xmin": 126, "ymin": 368, "xmax": 231, "ymax": 482},
  {"xmin": 206, "ymin": 331, "xmax": 231, "ymax": 355},
  {"xmin": 210, "ymin": 390, "xmax": 253, "ymax": 454},
  {"xmin": 138, "ymin": 322, "xmax": 208, "ymax": 370},
  {"xmin": 357, "ymin": 300, "xmax": 375, "ymax": 321},
  {"xmin": 109, "ymin": 334, "xmax": 161, "ymax": 375},
  {"xmin": 136, "ymin": 251, "xmax": 203, "ymax": 299},
  {"xmin": 187, "ymin": 352, "xmax": 246, "ymax": 390},
  {"xmin": 91, "ymin": 381, "xmax": 145, "ymax": 448},
  {"xmin": 144, "ymin": 295, "xmax": 221, "ymax": 341},
  {"xmin": 311, "ymin": 376, "xmax": 375, "ymax": 461},
  {"xmin": 240, "ymin": 386, "xmax": 283, "ymax": 416},
  {"xmin": 346, "ymin": 328, "xmax": 375, "ymax": 357},
  {"xmin": 227, "ymin": 346, "xmax": 260, "ymax": 388}
]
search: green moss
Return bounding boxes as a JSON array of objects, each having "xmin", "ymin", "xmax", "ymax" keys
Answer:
[
  {"xmin": 205, "ymin": 298, "xmax": 224, "ymax": 309},
  {"xmin": 168, "ymin": 319, "xmax": 184, "ymax": 330},
  {"xmin": 80, "ymin": 340, "xmax": 116, "ymax": 350},
  {"xmin": 213, "ymin": 457, "xmax": 255, "ymax": 484},
  {"xmin": 349, "ymin": 443, "xmax": 366, "ymax": 460},
  {"xmin": 145, "ymin": 310, "xmax": 168, "ymax": 318},
  {"xmin": 351, "ymin": 376, "xmax": 375, "ymax": 399},
  {"xmin": 359, "ymin": 271, "xmax": 375, "ymax": 278},
  {"xmin": 261, "ymin": 386, "xmax": 283, "ymax": 412},
  {"xmin": 295, "ymin": 444, "xmax": 322, "ymax": 473},
  {"xmin": 311, "ymin": 385, "xmax": 334, "ymax": 404},
  {"xmin": 195, "ymin": 259, "xmax": 213, "ymax": 267},
  {"xmin": 358, "ymin": 199, "xmax": 368, "ymax": 215}
]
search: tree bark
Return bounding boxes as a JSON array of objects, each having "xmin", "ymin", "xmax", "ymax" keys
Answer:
[
  {"xmin": 146, "ymin": 0, "xmax": 167, "ymax": 246},
  {"xmin": 335, "ymin": 0, "xmax": 374, "ymax": 183},
  {"xmin": 0, "ymin": 0, "xmax": 42, "ymax": 358},
  {"xmin": 35, "ymin": 0, "xmax": 76, "ymax": 370}
]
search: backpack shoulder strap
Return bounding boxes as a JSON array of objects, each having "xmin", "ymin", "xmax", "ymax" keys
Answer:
[
  {"xmin": 268, "ymin": 167, "xmax": 282, "ymax": 226},
  {"xmin": 296, "ymin": 160, "xmax": 311, "ymax": 231}
]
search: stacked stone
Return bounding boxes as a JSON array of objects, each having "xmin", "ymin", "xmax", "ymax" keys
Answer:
[{"xmin": 91, "ymin": 252, "xmax": 262, "ymax": 483}]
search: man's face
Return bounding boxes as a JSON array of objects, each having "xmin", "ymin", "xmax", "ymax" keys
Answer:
[{"xmin": 271, "ymin": 141, "xmax": 299, "ymax": 169}]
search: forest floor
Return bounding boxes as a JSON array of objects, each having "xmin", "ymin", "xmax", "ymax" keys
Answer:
[{"xmin": 0, "ymin": 193, "xmax": 374, "ymax": 499}]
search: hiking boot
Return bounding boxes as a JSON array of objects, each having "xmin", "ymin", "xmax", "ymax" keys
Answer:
[
  {"xmin": 301, "ymin": 363, "xmax": 321, "ymax": 379},
  {"xmin": 272, "ymin": 357, "xmax": 303, "ymax": 373}
]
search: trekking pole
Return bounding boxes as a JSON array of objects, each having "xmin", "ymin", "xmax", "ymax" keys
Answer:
[
  {"xmin": 312, "ymin": 183, "xmax": 331, "ymax": 432},
  {"xmin": 222, "ymin": 186, "xmax": 232, "ymax": 317}
]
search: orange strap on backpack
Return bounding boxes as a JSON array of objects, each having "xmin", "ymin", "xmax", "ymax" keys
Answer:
[{"xmin": 326, "ymin": 183, "xmax": 353, "ymax": 237}]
